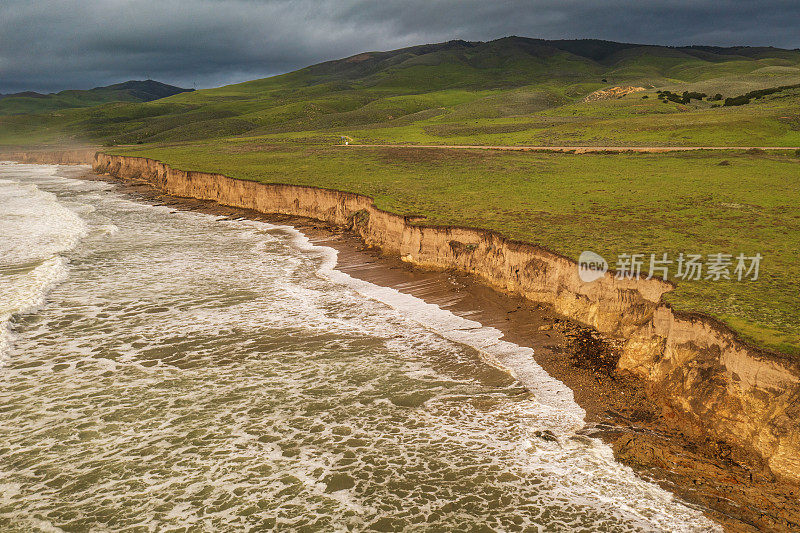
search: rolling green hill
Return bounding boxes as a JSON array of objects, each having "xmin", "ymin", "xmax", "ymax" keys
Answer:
[
  {"xmin": 0, "ymin": 80, "xmax": 192, "ymax": 117},
  {"xmin": 1, "ymin": 37, "xmax": 799, "ymax": 147},
  {"xmin": 2, "ymin": 36, "xmax": 800, "ymax": 354}
]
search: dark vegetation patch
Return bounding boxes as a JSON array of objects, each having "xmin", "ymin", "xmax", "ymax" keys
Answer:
[
  {"xmin": 724, "ymin": 83, "xmax": 800, "ymax": 106},
  {"xmin": 657, "ymin": 90, "xmax": 707, "ymax": 104}
]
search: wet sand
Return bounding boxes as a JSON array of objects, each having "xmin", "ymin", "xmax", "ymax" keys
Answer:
[{"xmin": 80, "ymin": 170, "xmax": 800, "ymax": 532}]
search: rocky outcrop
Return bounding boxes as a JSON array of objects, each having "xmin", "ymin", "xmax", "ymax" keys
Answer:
[
  {"xmin": 583, "ymin": 86, "xmax": 646, "ymax": 102},
  {"xmin": 93, "ymin": 152, "xmax": 800, "ymax": 485},
  {"xmin": 621, "ymin": 308, "xmax": 800, "ymax": 483}
]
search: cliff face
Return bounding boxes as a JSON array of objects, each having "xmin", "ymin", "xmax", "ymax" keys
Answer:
[
  {"xmin": 93, "ymin": 153, "xmax": 671, "ymax": 335},
  {"xmin": 93, "ymin": 152, "xmax": 800, "ymax": 484},
  {"xmin": 0, "ymin": 149, "xmax": 96, "ymax": 165},
  {"xmin": 621, "ymin": 310, "xmax": 800, "ymax": 481}
]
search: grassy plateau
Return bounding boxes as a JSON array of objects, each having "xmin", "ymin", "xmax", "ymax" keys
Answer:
[{"xmin": 2, "ymin": 37, "xmax": 799, "ymax": 354}]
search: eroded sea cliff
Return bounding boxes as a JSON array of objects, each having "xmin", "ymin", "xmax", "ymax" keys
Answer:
[{"xmin": 87, "ymin": 151, "xmax": 800, "ymax": 488}]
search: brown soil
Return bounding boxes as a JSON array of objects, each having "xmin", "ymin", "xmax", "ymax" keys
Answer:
[{"xmin": 584, "ymin": 86, "xmax": 646, "ymax": 102}]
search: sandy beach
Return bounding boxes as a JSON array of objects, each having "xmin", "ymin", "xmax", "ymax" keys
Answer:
[{"xmin": 76, "ymin": 167, "xmax": 800, "ymax": 532}]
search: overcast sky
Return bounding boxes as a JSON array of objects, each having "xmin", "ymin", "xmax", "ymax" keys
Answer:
[{"xmin": 1, "ymin": 0, "xmax": 799, "ymax": 94}]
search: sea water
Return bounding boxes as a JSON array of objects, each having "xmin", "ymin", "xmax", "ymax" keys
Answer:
[{"xmin": 0, "ymin": 162, "xmax": 718, "ymax": 531}]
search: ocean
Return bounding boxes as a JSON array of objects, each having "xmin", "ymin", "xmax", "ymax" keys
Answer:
[{"xmin": 0, "ymin": 162, "xmax": 717, "ymax": 531}]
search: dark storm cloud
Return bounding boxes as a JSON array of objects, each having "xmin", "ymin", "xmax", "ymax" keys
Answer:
[{"xmin": 1, "ymin": 0, "xmax": 799, "ymax": 93}]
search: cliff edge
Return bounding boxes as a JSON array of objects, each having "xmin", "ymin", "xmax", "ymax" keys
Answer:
[{"xmin": 87, "ymin": 151, "xmax": 800, "ymax": 485}]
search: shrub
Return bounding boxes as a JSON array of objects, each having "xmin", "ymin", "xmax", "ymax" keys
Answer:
[
  {"xmin": 724, "ymin": 83, "xmax": 800, "ymax": 106},
  {"xmin": 658, "ymin": 91, "xmax": 684, "ymax": 104},
  {"xmin": 657, "ymin": 90, "xmax": 705, "ymax": 104},
  {"xmin": 725, "ymin": 95, "xmax": 751, "ymax": 106},
  {"xmin": 683, "ymin": 91, "xmax": 707, "ymax": 101}
]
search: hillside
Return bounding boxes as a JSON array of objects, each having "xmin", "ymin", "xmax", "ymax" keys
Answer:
[
  {"xmin": 1, "ymin": 37, "xmax": 800, "ymax": 146},
  {"xmin": 2, "ymin": 36, "xmax": 800, "ymax": 354},
  {"xmin": 0, "ymin": 80, "xmax": 192, "ymax": 117}
]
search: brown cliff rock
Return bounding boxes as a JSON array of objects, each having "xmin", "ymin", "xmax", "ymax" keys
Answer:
[{"xmin": 92, "ymin": 152, "xmax": 800, "ymax": 486}]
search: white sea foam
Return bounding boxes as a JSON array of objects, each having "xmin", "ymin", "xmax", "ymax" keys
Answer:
[
  {"xmin": 0, "ymin": 256, "xmax": 69, "ymax": 365},
  {"xmin": 0, "ymin": 163, "xmax": 88, "ymax": 362},
  {"xmin": 0, "ymin": 163, "xmax": 720, "ymax": 531},
  {"xmin": 287, "ymin": 227, "xmax": 586, "ymax": 431},
  {"xmin": 277, "ymin": 222, "xmax": 718, "ymax": 531},
  {"xmin": 0, "ymin": 171, "xmax": 86, "ymax": 266}
]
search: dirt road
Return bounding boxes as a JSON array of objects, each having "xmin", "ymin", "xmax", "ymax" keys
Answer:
[{"xmin": 342, "ymin": 144, "xmax": 800, "ymax": 153}]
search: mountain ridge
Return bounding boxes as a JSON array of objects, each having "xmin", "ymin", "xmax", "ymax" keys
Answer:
[
  {"xmin": 1, "ymin": 36, "xmax": 799, "ymax": 146},
  {"xmin": 0, "ymin": 80, "xmax": 192, "ymax": 116}
]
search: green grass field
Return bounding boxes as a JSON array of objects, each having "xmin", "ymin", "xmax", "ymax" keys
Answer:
[
  {"xmin": 2, "ymin": 37, "xmax": 799, "ymax": 354},
  {"xmin": 107, "ymin": 141, "xmax": 800, "ymax": 355},
  {"xmin": 2, "ymin": 38, "xmax": 800, "ymax": 148}
]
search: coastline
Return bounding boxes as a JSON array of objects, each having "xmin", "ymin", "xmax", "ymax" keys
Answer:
[
  {"xmin": 2, "ymin": 151, "xmax": 799, "ymax": 530},
  {"xmin": 77, "ymin": 167, "xmax": 799, "ymax": 532},
  {"xmin": 90, "ymin": 151, "xmax": 800, "ymax": 490},
  {"xmin": 0, "ymin": 148, "xmax": 97, "ymax": 165}
]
